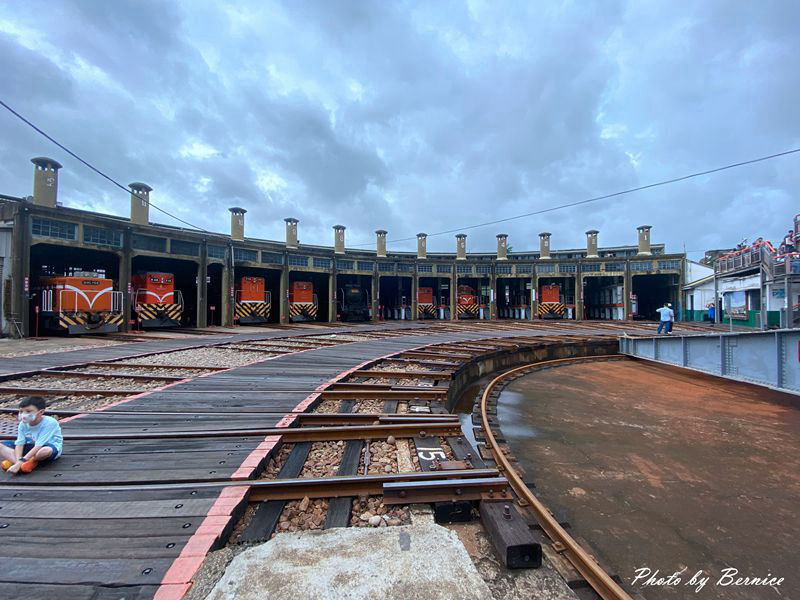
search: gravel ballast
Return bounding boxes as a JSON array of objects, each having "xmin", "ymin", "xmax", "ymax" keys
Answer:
[{"xmin": 118, "ymin": 347, "xmax": 266, "ymax": 368}]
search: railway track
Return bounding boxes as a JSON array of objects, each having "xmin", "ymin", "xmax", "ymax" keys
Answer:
[
  {"xmin": 0, "ymin": 320, "xmax": 722, "ymax": 598},
  {"xmin": 479, "ymin": 356, "xmax": 635, "ymax": 600}
]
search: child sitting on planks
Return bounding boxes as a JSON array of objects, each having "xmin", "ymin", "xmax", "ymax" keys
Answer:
[{"xmin": 1, "ymin": 396, "xmax": 63, "ymax": 474}]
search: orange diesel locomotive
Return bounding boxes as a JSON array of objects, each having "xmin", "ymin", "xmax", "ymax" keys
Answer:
[
  {"xmin": 289, "ymin": 281, "xmax": 318, "ymax": 322},
  {"xmin": 417, "ymin": 286, "xmax": 435, "ymax": 319},
  {"xmin": 36, "ymin": 271, "xmax": 123, "ymax": 334},
  {"xmin": 538, "ymin": 283, "xmax": 566, "ymax": 318},
  {"xmin": 235, "ymin": 276, "xmax": 271, "ymax": 324},
  {"xmin": 132, "ymin": 272, "xmax": 183, "ymax": 328},
  {"xmin": 456, "ymin": 284, "xmax": 479, "ymax": 319}
]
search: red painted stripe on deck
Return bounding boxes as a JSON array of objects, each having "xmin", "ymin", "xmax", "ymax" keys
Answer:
[
  {"xmin": 152, "ymin": 583, "xmax": 192, "ymax": 600},
  {"xmin": 155, "ymin": 488, "xmax": 248, "ymax": 592}
]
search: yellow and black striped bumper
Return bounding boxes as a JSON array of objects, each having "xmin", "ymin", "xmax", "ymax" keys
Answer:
[
  {"xmin": 537, "ymin": 303, "xmax": 565, "ymax": 317},
  {"xmin": 137, "ymin": 303, "xmax": 182, "ymax": 327},
  {"xmin": 456, "ymin": 303, "xmax": 479, "ymax": 318},
  {"xmin": 235, "ymin": 301, "xmax": 271, "ymax": 324},
  {"xmin": 57, "ymin": 311, "xmax": 123, "ymax": 334},
  {"xmin": 418, "ymin": 304, "xmax": 436, "ymax": 318},
  {"xmin": 289, "ymin": 302, "xmax": 317, "ymax": 321}
]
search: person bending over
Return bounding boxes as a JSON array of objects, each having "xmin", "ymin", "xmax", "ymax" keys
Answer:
[{"xmin": 1, "ymin": 396, "xmax": 62, "ymax": 475}]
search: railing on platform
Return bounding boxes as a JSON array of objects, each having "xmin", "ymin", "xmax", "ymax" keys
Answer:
[
  {"xmin": 715, "ymin": 243, "xmax": 774, "ymax": 275},
  {"xmin": 772, "ymin": 253, "xmax": 800, "ymax": 277},
  {"xmin": 619, "ymin": 329, "xmax": 800, "ymax": 394}
]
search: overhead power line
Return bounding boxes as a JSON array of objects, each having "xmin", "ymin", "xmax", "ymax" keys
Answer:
[
  {"xmin": 349, "ymin": 147, "xmax": 800, "ymax": 247},
  {"xmin": 3, "ymin": 97, "xmax": 797, "ymax": 243},
  {"xmin": 0, "ymin": 99, "xmax": 208, "ymax": 232}
]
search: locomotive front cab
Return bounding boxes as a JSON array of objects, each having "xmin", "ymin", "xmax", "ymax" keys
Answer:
[
  {"xmin": 538, "ymin": 283, "xmax": 566, "ymax": 319},
  {"xmin": 132, "ymin": 272, "xmax": 184, "ymax": 328},
  {"xmin": 234, "ymin": 276, "xmax": 271, "ymax": 324},
  {"xmin": 456, "ymin": 285, "xmax": 479, "ymax": 319},
  {"xmin": 289, "ymin": 281, "xmax": 318, "ymax": 322},
  {"xmin": 37, "ymin": 271, "xmax": 123, "ymax": 334},
  {"xmin": 417, "ymin": 286, "xmax": 435, "ymax": 319},
  {"xmin": 339, "ymin": 284, "xmax": 370, "ymax": 322}
]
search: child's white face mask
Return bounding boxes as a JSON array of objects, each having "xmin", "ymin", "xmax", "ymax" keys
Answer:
[{"xmin": 18, "ymin": 412, "xmax": 37, "ymax": 423}]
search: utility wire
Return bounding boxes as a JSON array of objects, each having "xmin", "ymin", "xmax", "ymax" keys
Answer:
[
  {"xmin": 0, "ymin": 99, "xmax": 208, "ymax": 232},
  {"xmin": 349, "ymin": 147, "xmax": 800, "ymax": 247},
  {"xmin": 4, "ymin": 96, "xmax": 797, "ymax": 242}
]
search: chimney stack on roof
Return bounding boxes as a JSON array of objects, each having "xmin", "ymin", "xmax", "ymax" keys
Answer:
[
  {"xmin": 637, "ymin": 225, "xmax": 652, "ymax": 256},
  {"xmin": 585, "ymin": 229, "xmax": 599, "ymax": 258},
  {"xmin": 417, "ymin": 233, "xmax": 427, "ymax": 260},
  {"xmin": 496, "ymin": 234, "xmax": 508, "ymax": 261},
  {"xmin": 375, "ymin": 230, "xmax": 388, "ymax": 258},
  {"xmin": 229, "ymin": 207, "xmax": 246, "ymax": 241},
  {"xmin": 130, "ymin": 183, "xmax": 152, "ymax": 225},
  {"xmin": 456, "ymin": 234, "xmax": 467, "ymax": 260},
  {"xmin": 285, "ymin": 217, "xmax": 299, "ymax": 248},
  {"xmin": 539, "ymin": 232, "xmax": 552, "ymax": 259},
  {"xmin": 333, "ymin": 224, "xmax": 346, "ymax": 254},
  {"xmin": 31, "ymin": 157, "xmax": 62, "ymax": 208}
]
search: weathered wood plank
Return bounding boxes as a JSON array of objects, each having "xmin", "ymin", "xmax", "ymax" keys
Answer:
[
  {"xmin": 0, "ymin": 498, "xmax": 217, "ymax": 519},
  {"xmin": 238, "ymin": 442, "xmax": 311, "ymax": 543},
  {"xmin": 0, "ymin": 557, "xmax": 173, "ymax": 585},
  {"xmin": 0, "ymin": 535, "xmax": 191, "ymax": 559},
  {"xmin": 324, "ymin": 440, "xmax": 364, "ymax": 529},
  {"xmin": 480, "ymin": 501, "xmax": 542, "ymax": 569},
  {"xmin": 0, "ymin": 583, "xmax": 157, "ymax": 600}
]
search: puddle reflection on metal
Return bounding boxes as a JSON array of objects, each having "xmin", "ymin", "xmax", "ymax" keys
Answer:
[{"xmin": 498, "ymin": 389, "xmax": 542, "ymax": 440}]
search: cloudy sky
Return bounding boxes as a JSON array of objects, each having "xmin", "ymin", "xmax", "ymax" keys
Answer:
[{"xmin": 1, "ymin": 1, "xmax": 798, "ymax": 257}]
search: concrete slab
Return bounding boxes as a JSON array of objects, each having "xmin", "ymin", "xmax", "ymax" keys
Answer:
[{"xmin": 206, "ymin": 521, "xmax": 492, "ymax": 600}]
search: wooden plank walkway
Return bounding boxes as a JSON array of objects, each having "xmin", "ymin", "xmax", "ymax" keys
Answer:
[
  {"xmin": 0, "ymin": 321, "xmax": 432, "ymax": 377},
  {"xmin": 0, "ymin": 322, "xmax": 627, "ymax": 598}
]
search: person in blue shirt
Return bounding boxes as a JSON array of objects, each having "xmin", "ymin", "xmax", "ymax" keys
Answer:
[
  {"xmin": 656, "ymin": 303, "xmax": 674, "ymax": 334},
  {"xmin": 707, "ymin": 303, "xmax": 715, "ymax": 326},
  {"xmin": 1, "ymin": 396, "xmax": 62, "ymax": 475}
]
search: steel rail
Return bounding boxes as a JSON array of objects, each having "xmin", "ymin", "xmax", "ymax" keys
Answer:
[
  {"xmin": 0, "ymin": 468, "xmax": 501, "ymax": 492},
  {"xmin": 349, "ymin": 369, "xmax": 452, "ymax": 379},
  {"xmin": 21, "ymin": 370, "xmax": 185, "ymax": 381},
  {"xmin": 0, "ymin": 387, "xmax": 447, "ymax": 397},
  {"xmin": 480, "ymin": 354, "xmax": 633, "ymax": 600},
  {"xmin": 85, "ymin": 362, "xmax": 229, "ymax": 371},
  {"xmin": 0, "ymin": 407, "xmax": 459, "ymax": 421},
  {"xmin": 0, "ymin": 421, "xmax": 462, "ymax": 441}
]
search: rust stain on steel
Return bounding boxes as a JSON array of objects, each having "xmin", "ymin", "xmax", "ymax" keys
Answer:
[{"xmin": 500, "ymin": 360, "xmax": 800, "ymax": 600}]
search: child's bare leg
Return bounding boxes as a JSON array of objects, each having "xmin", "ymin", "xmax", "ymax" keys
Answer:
[
  {"xmin": 0, "ymin": 444, "xmax": 17, "ymax": 462},
  {"xmin": 31, "ymin": 447, "xmax": 53, "ymax": 462}
]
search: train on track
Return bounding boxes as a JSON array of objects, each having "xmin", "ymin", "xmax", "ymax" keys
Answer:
[
  {"xmin": 537, "ymin": 283, "xmax": 566, "ymax": 319},
  {"xmin": 456, "ymin": 284, "xmax": 479, "ymax": 319},
  {"xmin": 338, "ymin": 283, "xmax": 370, "ymax": 322},
  {"xmin": 417, "ymin": 287, "xmax": 436, "ymax": 319},
  {"xmin": 289, "ymin": 281, "xmax": 318, "ymax": 322},
  {"xmin": 234, "ymin": 276, "xmax": 272, "ymax": 324},
  {"xmin": 132, "ymin": 271, "xmax": 184, "ymax": 328},
  {"xmin": 34, "ymin": 270, "xmax": 124, "ymax": 334}
]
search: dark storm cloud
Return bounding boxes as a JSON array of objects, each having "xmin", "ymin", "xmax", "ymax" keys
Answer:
[{"xmin": 0, "ymin": 1, "xmax": 798, "ymax": 255}]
